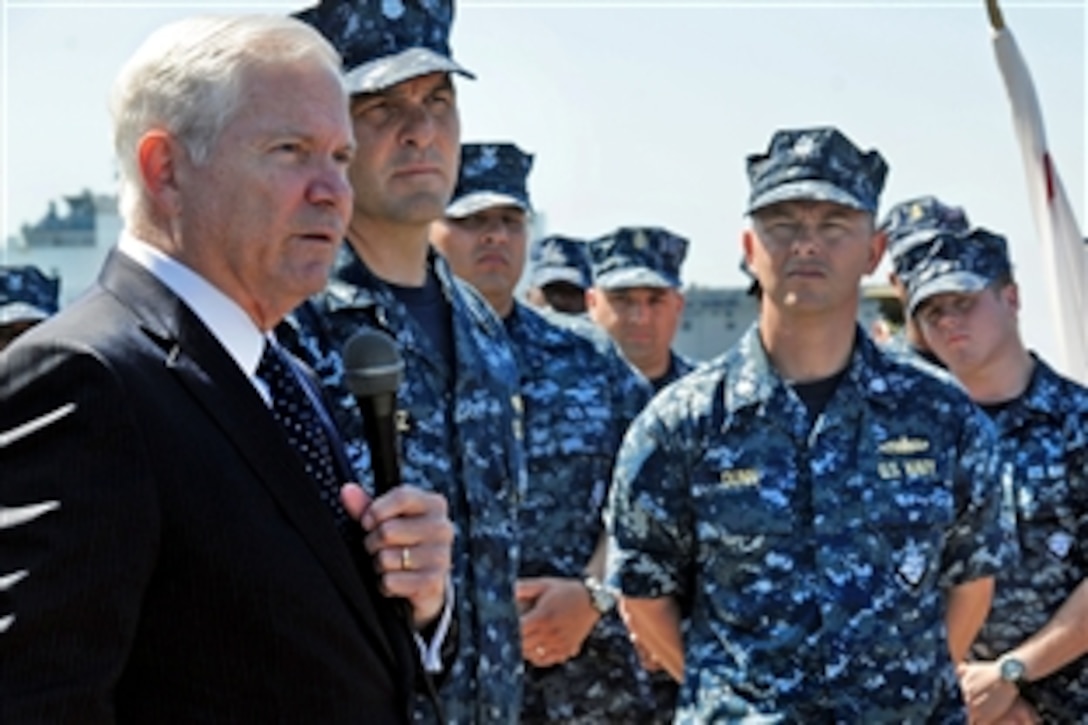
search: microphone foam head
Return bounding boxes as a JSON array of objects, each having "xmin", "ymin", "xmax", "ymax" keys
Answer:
[{"xmin": 341, "ymin": 329, "xmax": 404, "ymax": 398}]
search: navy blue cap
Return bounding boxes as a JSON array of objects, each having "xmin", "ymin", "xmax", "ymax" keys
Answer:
[
  {"xmin": 530, "ymin": 235, "xmax": 591, "ymax": 290},
  {"xmin": 880, "ymin": 196, "xmax": 970, "ymax": 277},
  {"xmin": 906, "ymin": 228, "xmax": 1012, "ymax": 316},
  {"xmin": 295, "ymin": 0, "xmax": 473, "ymax": 94},
  {"xmin": 588, "ymin": 226, "xmax": 689, "ymax": 290},
  {"xmin": 446, "ymin": 143, "xmax": 533, "ymax": 218},
  {"xmin": 746, "ymin": 127, "xmax": 887, "ymax": 215},
  {"xmin": 1, "ymin": 265, "xmax": 59, "ymax": 325}
]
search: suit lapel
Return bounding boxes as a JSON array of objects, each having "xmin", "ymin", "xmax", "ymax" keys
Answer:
[{"xmin": 97, "ymin": 251, "xmax": 400, "ymax": 671}]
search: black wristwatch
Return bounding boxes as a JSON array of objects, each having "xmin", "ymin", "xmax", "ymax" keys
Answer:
[
  {"xmin": 999, "ymin": 656, "xmax": 1028, "ymax": 685},
  {"xmin": 583, "ymin": 574, "xmax": 616, "ymax": 615}
]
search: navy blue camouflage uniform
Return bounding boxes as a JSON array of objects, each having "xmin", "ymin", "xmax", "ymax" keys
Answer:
[
  {"xmin": 504, "ymin": 301, "xmax": 678, "ymax": 723},
  {"xmin": 285, "ymin": 246, "xmax": 525, "ymax": 724},
  {"xmin": 289, "ymin": 4, "xmax": 521, "ymax": 718},
  {"xmin": 972, "ymin": 357, "xmax": 1088, "ymax": 721},
  {"xmin": 907, "ymin": 228, "xmax": 1088, "ymax": 721},
  {"xmin": 607, "ymin": 326, "xmax": 1012, "ymax": 723}
]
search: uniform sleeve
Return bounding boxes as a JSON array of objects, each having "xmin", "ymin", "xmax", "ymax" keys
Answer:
[
  {"xmin": 0, "ymin": 343, "xmax": 159, "ymax": 722},
  {"xmin": 939, "ymin": 403, "xmax": 1017, "ymax": 588},
  {"xmin": 605, "ymin": 395, "xmax": 694, "ymax": 600}
]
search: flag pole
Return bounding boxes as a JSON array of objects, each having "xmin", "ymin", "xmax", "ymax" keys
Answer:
[{"xmin": 986, "ymin": 0, "xmax": 1088, "ymax": 383}]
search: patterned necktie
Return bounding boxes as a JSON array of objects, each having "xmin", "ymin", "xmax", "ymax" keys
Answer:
[{"xmin": 257, "ymin": 341, "xmax": 348, "ymax": 536}]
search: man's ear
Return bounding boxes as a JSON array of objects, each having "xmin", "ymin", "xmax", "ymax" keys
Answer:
[
  {"xmin": 867, "ymin": 229, "xmax": 887, "ymax": 274},
  {"xmin": 585, "ymin": 286, "xmax": 598, "ymax": 312},
  {"xmin": 137, "ymin": 130, "xmax": 183, "ymax": 217},
  {"xmin": 1003, "ymin": 281, "xmax": 1021, "ymax": 313},
  {"xmin": 742, "ymin": 228, "xmax": 756, "ymax": 270}
]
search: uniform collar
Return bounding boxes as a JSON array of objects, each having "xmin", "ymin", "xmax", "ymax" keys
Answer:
[
  {"xmin": 721, "ymin": 324, "xmax": 899, "ymax": 416},
  {"xmin": 990, "ymin": 354, "xmax": 1070, "ymax": 430},
  {"xmin": 320, "ymin": 240, "xmax": 505, "ymax": 343}
]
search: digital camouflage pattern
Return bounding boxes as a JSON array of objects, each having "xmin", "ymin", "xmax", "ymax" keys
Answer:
[
  {"xmin": 587, "ymin": 226, "xmax": 689, "ymax": 291},
  {"xmin": 284, "ymin": 245, "xmax": 525, "ymax": 724},
  {"xmin": 607, "ymin": 324, "xmax": 1014, "ymax": 723},
  {"xmin": 0, "ymin": 265, "xmax": 60, "ymax": 325},
  {"xmin": 745, "ymin": 127, "xmax": 887, "ymax": 215},
  {"xmin": 880, "ymin": 196, "xmax": 970, "ymax": 280},
  {"xmin": 295, "ymin": 0, "xmax": 473, "ymax": 95},
  {"xmin": 446, "ymin": 143, "xmax": 533, "ymax": 218},
  {"xmin": 530, "ymin": 235, "xmax": 592, "ymax": 291},
  {"xmin": 906, "ymin": 228, "xmax": 1012, "ymax": 317},
  {"xmin": 503, "ymin": 302, "xmax": 677, "ymax": 723},
  {"xmin": 971, "ymin": 356, "xmax": 1088, "ymax": 721}
]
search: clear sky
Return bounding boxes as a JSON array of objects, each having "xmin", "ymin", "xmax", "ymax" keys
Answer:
[{"xmin": 2, "ymin": 0, "xmax": 1084, "ymax": 370}]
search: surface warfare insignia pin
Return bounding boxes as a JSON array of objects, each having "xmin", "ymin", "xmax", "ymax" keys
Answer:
[
  {"xmin": 1047, "ymin": 531, "xmax": 1074, "ymax": 559},
  {"xmin": 878, "ymin": 436, "xmax": 930, "ymax": 455},
  {"xmin": 897, "ymin": 542, "xmax": 927, "ymax": 587}
]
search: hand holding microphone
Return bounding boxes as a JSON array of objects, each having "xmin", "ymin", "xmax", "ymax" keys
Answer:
[{"xmin": 340, "ymin": 329, "xmax": 453, "ymax": 628}]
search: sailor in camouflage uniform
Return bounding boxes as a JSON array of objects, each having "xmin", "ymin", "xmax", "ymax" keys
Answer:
[
  {"xmin": 877, "ymin": 196, "xmax": 971, "ymax": 367},
  {"xmin": 430, "ymin": 141, "xmax": 677, "ymax": 723},
  {"xmin": 524, "ymin": 234, "xmax": 592, "ymax": 316},
  {"xmin": 0, "ymin": 265, "xmax": 59, "ymax": 351},
  {"xmin": 586, "ymin": 227, "xmax": 696, "ymax": 393},
  {"xmin": 290, "ymin": 3, "xmax": 526, "ymax": 722},
  {"xmin": 606, "ymin": 127, "xmax": 1014, "ymax": 723},
  {"xmin": 908, "ymin": 228, "xmax": 1088, "ymax": 724}
]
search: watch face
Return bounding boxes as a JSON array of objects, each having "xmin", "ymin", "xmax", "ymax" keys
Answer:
[
  {"xmin": 1000, "ymin": 658, "xmax": 1026, "ymax": 683},
  {"xmin": 584, "ymin": 577, "xmax": 615, "ymax": 613}
]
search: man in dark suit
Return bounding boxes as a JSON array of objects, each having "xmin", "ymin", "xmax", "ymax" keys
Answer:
[{"xmin": 0, "ymin": 14, "xmax": 453, "ymax": 723}]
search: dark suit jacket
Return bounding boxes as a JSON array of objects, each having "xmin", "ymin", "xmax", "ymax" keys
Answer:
[{"xmin": 0, "ymin": 251, "xmax": 419, "ymax": 723}]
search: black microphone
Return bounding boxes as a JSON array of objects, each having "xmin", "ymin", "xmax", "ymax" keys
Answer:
[
  {"xmin": 341, "ymin": 329, "xmax": 404, "ymax": 495},
  {"xmin": 342, "ymin": 330, "xmax": 447, "ymax": 720}
]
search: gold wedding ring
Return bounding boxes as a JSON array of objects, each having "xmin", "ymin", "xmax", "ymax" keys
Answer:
[{"xmin": 401, "ymin": 546, "xmax": 412, "ymax": 571}]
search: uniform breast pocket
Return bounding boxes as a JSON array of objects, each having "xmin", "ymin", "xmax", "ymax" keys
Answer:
[
  {"xmin": 692, "ymin": 479, "xmax": 795, "ymax": 571},
  {"xmin": 1018, "ymin": 502, "xmax": 1080, "ymax": 567},
  {"xmin": 864, "ymin": 478, "xmax": 955, "ymax": 594}
]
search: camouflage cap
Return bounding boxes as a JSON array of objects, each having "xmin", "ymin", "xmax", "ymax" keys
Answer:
[
  {"xmin": 446, "ymin": 143, "xmax": 533, "ymax": 218},
  {"xmin": 1, "ymin": 265, "xmax": 59, "ymax": 325},
  {"xmin": 880, "ymin": 196, "xmax": 970, "ymax": 277},
  {"xmin": 746, "ymin": 127, "xmax": 887, "ymax": 215},
  {"xmin": 529, "ymin": 235, "xmax": 591, "ymax": 290},
  {"xmin": 906, "ymin": 228, "xmax": 1012, "ymax": 317},
  {"xmin": 588, "ymin": 226, "xmax": 689, "ymax": 290},
  {"xmin": 295, "ymin": 0, "xmax": 473, "ymax": 95}
]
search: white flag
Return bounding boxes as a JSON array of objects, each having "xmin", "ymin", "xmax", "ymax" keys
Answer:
[{"xmin": 992, "ymin": 23, "xmax": 1088, "ymax": 384}]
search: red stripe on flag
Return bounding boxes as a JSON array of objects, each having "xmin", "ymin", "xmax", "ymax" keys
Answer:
[{"xmin": 1043, "ymin": 152, "xmax": 1056, "ymax": 203}]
